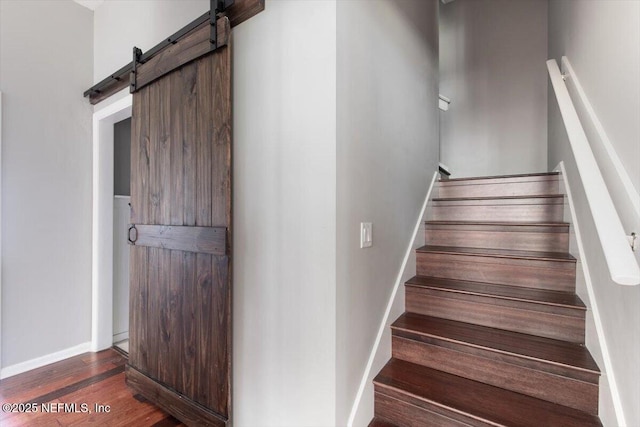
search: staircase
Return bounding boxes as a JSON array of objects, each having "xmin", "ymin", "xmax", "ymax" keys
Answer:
[{"xmin": 370, "ymin": 172, "xmax": 602, "ymax": 427}]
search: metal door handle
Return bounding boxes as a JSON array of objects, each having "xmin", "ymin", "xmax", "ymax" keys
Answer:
[{"xmin": 128, "ymin": 224, "xmax": 138, "ymax": 245}]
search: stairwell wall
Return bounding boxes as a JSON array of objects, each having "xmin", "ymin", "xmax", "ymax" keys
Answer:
[
  {"xmin": 233, "ymin": 2, "xmax": 337, "ymax": 426},
  {"xmin": 336, "ymin": 1, "xmax": 440, "ymax": 425},
  {"xmin": 548, "ymin": 1, "xmax": 640, "ymax": 425},
  {"xmin": 439, "ymin": 0, "xmax": 548, "ymax": 178}
]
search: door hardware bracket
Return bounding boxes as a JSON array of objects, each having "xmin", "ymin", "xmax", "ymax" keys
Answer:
[
  {"xmin": 210, "ymin": 0, "xmax": 234, "ymax": 49},
  {"xmin": 130, "ymin": 47, "xmax": 143, "ymax": 93}
]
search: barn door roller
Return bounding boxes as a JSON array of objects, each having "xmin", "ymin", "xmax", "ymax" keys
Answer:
[
  {"xmin": 211, "ymin": 0, "xmax": 235, "ymax": 48},
  {"xmin": 129, "ymin": 0, "xmax": 234, "ymax": 93},
  {"xmin": 87, "ymin": 0, "xmax": 235, "ymax": 96}
]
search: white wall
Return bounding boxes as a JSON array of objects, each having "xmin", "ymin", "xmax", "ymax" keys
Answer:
[
  {"xmin": 548, "ymin": 1, "xmax": 640, "ymax": 425},
  {"xmin": 0, "ymin": 1, "xmax": 94, "ymax": 368},
  {"xmin": 233, "ymin": 1, "xmax": 337, "ymax": 425},
  {"xmin": 336, "ymin": 1, "xmax": 439, "ymax": 425},
  {"xmin": 439, "ymin": 0, "xmax": 548, "ymax": 178}
]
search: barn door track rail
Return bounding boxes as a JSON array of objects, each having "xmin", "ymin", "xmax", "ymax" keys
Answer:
[{"xmin": 84, "ymin": 0, "xmax": 264, "ymax": 105}]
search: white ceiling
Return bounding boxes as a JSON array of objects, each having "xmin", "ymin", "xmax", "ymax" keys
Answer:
[{"xmin": 73, "ymin": 0, "xmax": 104, "ymax": 11}]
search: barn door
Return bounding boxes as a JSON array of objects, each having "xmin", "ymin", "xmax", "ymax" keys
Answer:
[{"xmin": 126, "ymin": 17, "xmax": 232, "ymax": 427}]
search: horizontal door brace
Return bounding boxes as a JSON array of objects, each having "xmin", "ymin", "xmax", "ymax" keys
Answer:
[{"xmin": 127, "ymin": 224, "xmax": 228, "ymax": 256}]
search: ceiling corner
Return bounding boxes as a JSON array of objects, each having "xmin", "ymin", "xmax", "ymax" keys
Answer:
[{"xmin": 73, "ymin": 0, "xmax": 105, "ymax": 12}]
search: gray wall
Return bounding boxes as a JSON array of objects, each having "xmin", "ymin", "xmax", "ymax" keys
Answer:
[
  {"xmin": 439, "ymin": 0, "xmax": 548, "ymax": 178},
  {"xmin": 0, "ymin": 0, "xmax": 93, "ymax": 367},
  {"xmin": 548, "ymin": 1, "xmax": 640, "ymax": 425},
  {"xmin": 113, "ymin": 118, "xmax": 131, "ymax": 196},
  {"xmin": 336, "ymin": 1, "xmax": 439, "ymax": 425},
  {"xmin": 233, "ymin": 2, "xmax": 337, "ymax": 425}
]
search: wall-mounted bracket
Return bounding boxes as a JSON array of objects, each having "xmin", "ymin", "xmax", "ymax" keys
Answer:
[
  {"xmin": 130, "ymin": 47, "xmax": 143, "ymax": 93},
  {"xmin": 210, "ymin": 0, "xmax": 235, "ymax": 49},
  {"xmin": 84, "ymin": 0, "xmax": 262, "ymax": 102},
  {"xmin": 438, "ymin": 162, "xmax": 452, "ymax": 180}
]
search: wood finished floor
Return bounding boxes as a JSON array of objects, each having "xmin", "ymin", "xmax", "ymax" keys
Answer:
[{"xmin": 0, "ymin": 349, "xmax": 184, "ymax": 426}]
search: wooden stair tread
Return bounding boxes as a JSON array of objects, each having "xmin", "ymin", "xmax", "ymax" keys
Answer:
[
  {"xmin": 373, "ymin": 169, "xmax": 601, "ymax": 426},
  {"xmin": 433, "ymin": 194, "xmax": 564, "ymax": 202},
  {"xmin": 392, "ymin": 313, "xmax": 599, "ymax": 374},
  {"xmin": 374, "ymin": 359, "xmax": 602, "ymax": 427},
  {"xmin": 368, "ymin": 417, "xmax": 399, "ymax": 427},
  {"xmin": 425, "ymin": 220, "xmax": 569, "ymax": 227},
  {"xmin": 440, "ymin": 171, "xmax": 560, "ymax": 183},
  {"xmin": 417, "ymin": 244, "xmax": 576, "ymax": 262},
  {"xmin": 405, "ymin": 276, "xmax": 585, "ymax": 309}
]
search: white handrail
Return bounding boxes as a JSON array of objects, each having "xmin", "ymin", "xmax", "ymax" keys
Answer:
[{"xmin": 547, "ymin": 59, "xmax": 640, "ymax": 286}]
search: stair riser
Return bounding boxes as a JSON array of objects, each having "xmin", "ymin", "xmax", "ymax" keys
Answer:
[
  {"xmin": 405, "ymin": 287, "xmax": 585, "ymax": 342},
  {"xmin": 425, "ymin": 228, "xmax": 569, "ymax": 252},
  {"xmin": 416, "ymin": 253, "xmax": 576, "ymax": 292},
  {"xmin": 374, "ymin": 390, "xmax": 479, "ymax": 427},
  {"xmin": 392, "ymin": 335, "xmax": 598, "ymax": 414},
  {"xmin": 431, "ymin": 202, "xmax": 564, "ymax": 222},
  {"xmin": 438, "ymin": 178, "xmax": 560, "ymax": 198}
]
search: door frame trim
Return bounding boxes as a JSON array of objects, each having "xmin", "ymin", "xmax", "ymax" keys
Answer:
[{"xmin": 91, "ymin": 92, "xmax": 132, "ymax": 351}]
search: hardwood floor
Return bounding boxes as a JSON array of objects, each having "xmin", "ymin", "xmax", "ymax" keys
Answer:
[{"xmin": 0, "ymin": 349, "xmax": 184, "ymax": 427}]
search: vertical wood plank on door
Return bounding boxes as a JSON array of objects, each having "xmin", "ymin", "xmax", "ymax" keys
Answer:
[
  {"xmin": 170, "ymin": 69, "xmax": 185, "ymax": 227},
  {"xmin": 196, "ymin": 56, "xmax": 213, "ymax": 228},
  {"xmin": 130, "ymin": 85, "xmax": 150, "ymax": 373},
  {"xmin": 149, "ymin": 78, "xmax": 172, "ymax": 226},
  {"xmin": 210, "ymin": 256, "xmax": 229, "ymax": 414},
  {"xmin": 194, "ymin": 55, "xmax": 215, "ymax": 410},
  {"xmin": 130, "ymin": 86, "xmax": 150, "ymax": 225},
  {"xmin": 181, "ymin": 252, "xmax": 197, "ymax": 397},
  {"xmin": 182, "ymin": 62, "xmax": 198, "ymax": 227},
  {"xmin": 195, "ymin": 253, "xmax": 213, "ymax": 407},
  {"xmin": 150, "ymin": 75, "xmax": 172, "ymax": 386},
  {"xmin": 212, "ymin": 46, "xmax": 232, "ymax": 228},
  {"xmin": 167, "ymin": 68, "xmax": 186, "ymax": 394},
  {"xmin": 180, "ymin": 60, "xmax": 199, "ymax": 399},
  {"xmin": 146, "ymin": 247, "xmax": 160, "ymax": 380},
  {"xmin": 158, "ymin": 248, "xmax": 172, "ymax": 385},
  {"xmin": 160, "ymin": 80, "xmax": 172, "ymax": 225},
  {"xmin": 210, "ymin": 44, "xmax": 232, "ymax": 416},
  {"xmin": 129, "ymin": 246, "xmax": 148, "ymax": 371},
  {"xmin": 168, "ymin": 250, "xmax": 184, "ymax": 389}
]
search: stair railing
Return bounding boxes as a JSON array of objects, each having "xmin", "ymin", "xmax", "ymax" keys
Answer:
[{"xmin": 547, "ymin": 58, "xmax": 640, "ymax": 286}]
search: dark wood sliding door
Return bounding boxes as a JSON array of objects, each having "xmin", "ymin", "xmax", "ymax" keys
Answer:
[{"xmin": 126, "ymin": 18, "xmax": 232, "ymax": 427}]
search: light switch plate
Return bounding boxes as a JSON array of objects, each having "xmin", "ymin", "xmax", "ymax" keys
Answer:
[{"xmin": 360, "ymin": 222, "xmax": 373, "ymax": 248}]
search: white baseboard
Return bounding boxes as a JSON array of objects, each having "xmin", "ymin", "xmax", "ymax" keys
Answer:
[
  {"xmin": 347, "ymin": 171, "xmax": 439, "ymax": 427},
  {"xmin": 555, "ymin": 161, "xmax": 626, "ymax": 426},
  {"xmin": 0, "ymin": 342, "xmax": 92, "ymax": 379}
]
